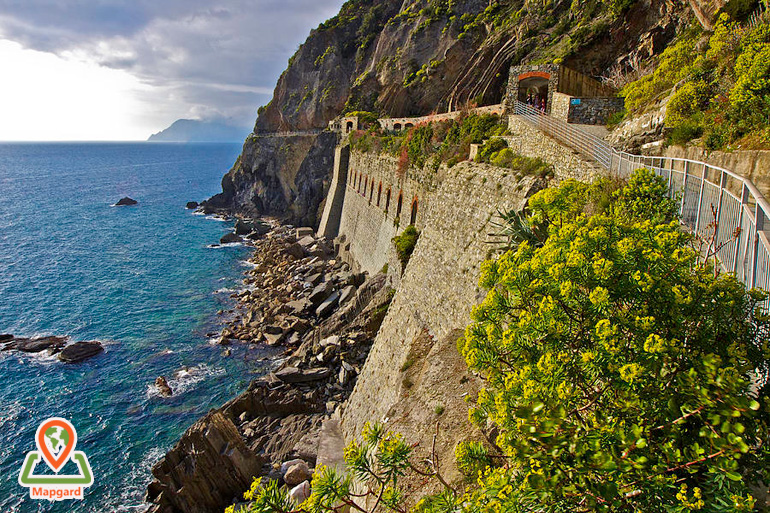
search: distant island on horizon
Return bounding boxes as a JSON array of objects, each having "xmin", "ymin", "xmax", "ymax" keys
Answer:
[{"xmin": 147, "ymin": 119, "xmax": 251, "ymax": 143}]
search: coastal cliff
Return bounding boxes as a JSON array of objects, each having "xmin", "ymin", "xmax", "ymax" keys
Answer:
[{"xmin": 205, "ymin": 0, "xmax": 694, "ymax": 227}]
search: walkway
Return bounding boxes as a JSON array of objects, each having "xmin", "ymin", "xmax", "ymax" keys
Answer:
[{"xmin": 512, "ymin": 100, "xmax": 770, "ymax": 297}]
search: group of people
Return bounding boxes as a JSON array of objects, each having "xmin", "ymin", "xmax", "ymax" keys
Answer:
[{"xmin": 525, "ymin": 92, "xmax": 547, "ymax": 113}]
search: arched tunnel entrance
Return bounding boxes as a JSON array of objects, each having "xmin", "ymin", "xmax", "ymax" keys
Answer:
[{"xmin": 517, "ymin": 75, "xmax": 550, "ymax": 112}]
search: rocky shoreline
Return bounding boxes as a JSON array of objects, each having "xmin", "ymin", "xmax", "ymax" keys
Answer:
[{"xmin": 146, "ymin": 217, "xmax": 394, "ymax": 513}]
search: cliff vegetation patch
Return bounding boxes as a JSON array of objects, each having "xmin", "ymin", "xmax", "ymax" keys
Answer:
[
  {"xmin": 621, "ymin": 14, "xmax": 770, "ymax": 150},
  {"xmin": 349, "ymin": 113, "xmax": 508, "ymax": 173}
]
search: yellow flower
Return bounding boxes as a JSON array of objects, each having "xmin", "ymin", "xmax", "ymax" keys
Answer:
[
  {"xmin": 589, "ymin": 286, "xmax": 610, "ymax": 307},
  {"xmin": 619, "ymin": 363, "xmax": 642, "ymax": 383},
  {"xmin": 644, "ymin": 333, "xmax": 667, "ymax": 353}
]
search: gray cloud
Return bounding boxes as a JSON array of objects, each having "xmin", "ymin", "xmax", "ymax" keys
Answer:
[{"xmin": 0, "ymin": 0, "xmax": 345, "ymax": 130}]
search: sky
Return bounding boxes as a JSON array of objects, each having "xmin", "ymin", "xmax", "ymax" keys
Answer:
[{"xmin": 0, "ymin": 0, "xmax": 345, "ymax": 141}]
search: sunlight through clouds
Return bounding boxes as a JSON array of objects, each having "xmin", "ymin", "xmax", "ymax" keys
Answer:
[{"xmin": 0, "ymin": 40, "xmax": 154, "ymax": 141}]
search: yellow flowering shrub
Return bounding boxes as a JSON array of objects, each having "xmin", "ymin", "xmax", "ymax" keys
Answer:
[{"xmin": 459, "ymin": 170, "xmax": 770, "ymax": 511}]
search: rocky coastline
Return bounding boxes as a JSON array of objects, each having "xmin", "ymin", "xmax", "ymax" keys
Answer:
[{"xmin": 146, "ymin": 216, "xmax": 394, "ymax": 513}]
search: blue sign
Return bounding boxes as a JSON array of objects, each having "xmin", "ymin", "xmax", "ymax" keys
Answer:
[{"xmin": 570, "ymin": 98, "xmax": 582, "ymax": 105}]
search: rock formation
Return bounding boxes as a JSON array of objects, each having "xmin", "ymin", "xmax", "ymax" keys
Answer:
[
  {"xmin": 115, "ymin": 197, "xmax": 138, "ymax": 206},
  {"xmin": 58, "ymin": 341, "xmax": 104, "ymax": 363}
]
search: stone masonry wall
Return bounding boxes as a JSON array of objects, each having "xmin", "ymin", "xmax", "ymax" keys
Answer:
[
  {"xmin": 567, "ymin": 97, "xmax": 625, "ymax": 125},
  {"xmin": 336, "ymin": 151, "xmax": 427, "ymax": 275},
  {"xmin": 506, "ymin": 115, "xmax": 603, "ymax": 183},
  {"xmin": 342, "ymin": 161, "xmax": 543, "ymax": 438}
]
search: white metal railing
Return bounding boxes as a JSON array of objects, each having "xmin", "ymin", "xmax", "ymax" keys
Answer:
[{"xmin": 512, "ymin": 100, "xmax": 770, "ymax": 297}]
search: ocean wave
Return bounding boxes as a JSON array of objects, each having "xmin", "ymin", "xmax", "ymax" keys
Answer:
[{"xmin": 206, "ymin": 241, "xmax": 245, "ymax": 249}]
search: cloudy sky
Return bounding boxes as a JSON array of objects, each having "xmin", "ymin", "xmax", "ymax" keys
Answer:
[{"xmin": 0, "ymin": 0, "xmax": 345, "ymax": 141}]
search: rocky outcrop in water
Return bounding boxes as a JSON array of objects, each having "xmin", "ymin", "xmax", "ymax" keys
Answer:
[
  {"xmin": 115, "ymin": 197, "xmax": 138, "ymax": 206},
  {"xmin": 2, "ymin": 336, "xmax": 104, "ymax": 363},
  {"xmin": 58, "ymin": 341, "xmax": 104, "ymax": 363}
]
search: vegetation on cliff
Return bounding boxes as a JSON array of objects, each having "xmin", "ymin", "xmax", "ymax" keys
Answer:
[
  {"xmin": 622, "ymin": 13, "xmax": 770, "ymax": 150},
  {"xmin": 350, "ymin": 113, "xmax": 510, "ymax": 171},
  {"xmin": 227, "ymin": 170, "xmax": 769, "ymax": 512}
]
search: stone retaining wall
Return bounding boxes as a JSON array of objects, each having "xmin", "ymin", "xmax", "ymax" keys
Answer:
[
  {"xmin": 507, "ymin": 115, "xmax": 603, "ymax": 183},
  {"xmin": 336, "ymin": 151, "xmax": 427, "ymax": 275},
  {"xmin": 341, "ymin": 161, "xmax": 542, "ymax": 438}
]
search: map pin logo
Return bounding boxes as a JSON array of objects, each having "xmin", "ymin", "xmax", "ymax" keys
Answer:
[{"xmin": 35, "ymin": 417, "xmax": 77, "ymax": 473}]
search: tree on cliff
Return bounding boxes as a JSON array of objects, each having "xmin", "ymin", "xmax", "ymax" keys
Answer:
[{"xmin": 229, "ymin": 170, "xmax": 770, "ymax": 512}]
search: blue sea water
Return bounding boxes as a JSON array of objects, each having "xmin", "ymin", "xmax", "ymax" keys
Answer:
[{"xmin": 0, "ymin": 143, "xmax": 277, "ymax": 512}]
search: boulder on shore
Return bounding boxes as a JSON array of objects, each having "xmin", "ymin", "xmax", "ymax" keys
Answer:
[
  {"xmin": 115, "ymin": 197, "xmax": 138, "ymax": 206},
  {"xmin": 186, "ymin": 201, "xmax": 199, "ymax": 209},
  {"xmin": 58, "ymin": 341, "xmax": 104, "ymax": 363}
]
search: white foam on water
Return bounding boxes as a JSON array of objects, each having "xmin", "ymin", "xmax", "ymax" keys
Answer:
[{"xmin": 146, "ymin": 364, "xmax": 225, "ymax": 399}]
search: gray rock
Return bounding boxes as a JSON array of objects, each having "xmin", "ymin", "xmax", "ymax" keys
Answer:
[
  {"xmin": 339, "ymin": 285, "xmax": 356, "ymax": 305},
  {"xmin": 285, "ymin": 243, "xmax": 304, "ymax": 259},
  {"xmin": 234, "ymin": 220, "xmax": 252, "ymax": 235},
  {"xmin": 155, "ymin": 376, "xmax": 173, "ymax": 397},
  {"xmin": 186, "ymin": 201, "xmax": 199, "ymax": 209},
  {"xmin": 58, "ymin": 341, "xmax": 104, "ymax": 363},
  {"xmin": 5, "ymin": 336, "xmax": 67, "ymax": 353},
  {"xmin": 115, "ymin": 197, "xmax": 138, "ymax": 206},
  {"xmin": 296, "ymin": 227, "xmax": 314, "ymax": 238},
  {"xmin": 315, "ymin": 291, "xmax": 340, "ymax": 318},
  {"xmin": 290, "ymin": 481, "xmax": 311, "ymax": 504},
  {"xmin": 286, "ymin": 299, "xmax": 312, "ymax": 316},
  {"xmin": 220, "ymin": 232, "xmax": 241, "ymax": 244},
  {"xmin": 275, "ymin": 367, "xmax": 331, "ymax": 383},
  {"xmin": 305, "ymin": 273, "xmax": 323, "ymax": 286},
  {"xmin": 309, "ymin": 281, "xmax": 333, "ymax": 306},
  {"xmin": 280, "ymin": 458, "xmax": 306, "ymax": 475},
  {"xmin": 298, "ymin": 235, "xmax": 316, "ymax": 248},
  {"xmin": 320, "ymin": 335, "xmax": 340, "ymax": 347},
  {"xmin": 264, "ymin": 332, "xmax": 284, "ymax": 346},
  {"xmin": 284, "ymin": 461, "xmax": 312, "ymax": 486}
]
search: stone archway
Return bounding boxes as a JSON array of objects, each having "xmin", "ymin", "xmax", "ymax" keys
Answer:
[{"xmin": 518, "ymin": 73, "xmax": 550, "ymax": 112}]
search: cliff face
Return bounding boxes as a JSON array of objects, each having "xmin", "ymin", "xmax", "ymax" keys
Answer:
[
  {"xmin": 209, "ymin": 0, "xmax": 697, "ymax": 225},
  {"xmin": 258, "ymin": 0, "xmax": 693, "ymax": 132},
  {"xmin": 204, "ymin": 132, "xmax": 337, "ymax": 227}
]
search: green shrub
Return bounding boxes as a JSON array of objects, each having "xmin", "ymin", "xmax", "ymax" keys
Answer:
[
  {"xmin": 393, "ymin": 225, "xmax": 420, "ymax": 267},
  {"xmin": 459, "ymin": 170, "xmax": 770, "ymax": 511},
  {"xmin": 490, "ymin": 147, "xmax": 515, "ymax": 168},
  {"xmin": 668, "ymin": 118, "xmax": 704, "ymax": 146}
]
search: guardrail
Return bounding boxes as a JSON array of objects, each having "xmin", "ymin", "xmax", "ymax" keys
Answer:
[
  {"xmin": 512, "ymin": 100, "xmax": 770, "ymax": 295},
  {"xmin": 251, "ymin": 129, "xmax": 325, "ymax": 138}
]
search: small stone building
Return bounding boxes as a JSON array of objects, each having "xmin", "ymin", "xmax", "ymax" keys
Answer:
[
  {"xmin": 328, "ymin": 116, "xmax": 362, "ymax": 134},
  {"xmin": 505, "ymin": 64, "xmax": 623, "ymax": 125}
]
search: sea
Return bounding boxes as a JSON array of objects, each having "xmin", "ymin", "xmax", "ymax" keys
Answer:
[{"xmin": 0, "ymin": 142, "xmax": 278, "ymax": 512}]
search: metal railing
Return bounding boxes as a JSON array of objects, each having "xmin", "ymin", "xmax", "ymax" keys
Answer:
[{"xmin": 512, "ymin": 100, "xmax": 770, "ymax": 296}]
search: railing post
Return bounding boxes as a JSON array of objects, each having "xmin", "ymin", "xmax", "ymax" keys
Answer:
[
  {"xmin": 732, "ymin": 183, "xmax": 749, "ymax": 274},
  {"xmin": 713, "ymin": 170, "xmax": 726, "ymax": 257},
  {"xmin": 751, "ymin": 203, "xmax": 765, "ymax": 289},
  {"xmin": 680, "ymin": 161, "xmax": 689, "ymax": 217},
  {"xmin": 695, "ymin": 163, "xmax": 707, "ymax": 233}
]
